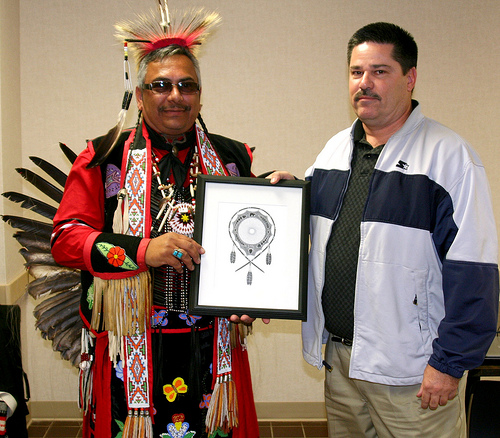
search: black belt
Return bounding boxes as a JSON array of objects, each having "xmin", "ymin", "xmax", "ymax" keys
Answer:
[{"xmin": 331, "ymin": 335, "xmax": 352, "ymax": 346}]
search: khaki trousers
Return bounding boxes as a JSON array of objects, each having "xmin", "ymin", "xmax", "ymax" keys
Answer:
[{"xmin": 324, "ymin": 337, "xmax": 467, "ymax": 438}]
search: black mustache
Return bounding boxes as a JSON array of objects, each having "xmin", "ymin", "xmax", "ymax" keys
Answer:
[
  {"xmin": 159, "ymin": 105, "xmax": 191, "ymax": 111},
  {"xmin": 354, "ymin": 90, "xmax": 381, "ymax": 101}
]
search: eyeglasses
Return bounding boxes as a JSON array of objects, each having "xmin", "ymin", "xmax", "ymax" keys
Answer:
[{"xmin": 142, "ymin": 80, "xmax": 200, "ymax": 95}]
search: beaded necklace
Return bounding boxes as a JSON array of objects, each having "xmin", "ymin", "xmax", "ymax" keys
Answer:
[
  {"xmin": 150, "ymin": 145, "xmax": 200, "ymax": 238},
  {"xmin": 150, "ymin": 144, "xmax": 200, "ymax": 313}
]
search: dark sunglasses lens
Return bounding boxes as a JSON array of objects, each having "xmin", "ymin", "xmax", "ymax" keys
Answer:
[
  {"xmin": 151, "ymin": 81, "xmax": 173, "ymax": 93},
  {"xmin": 178, "ymin": 82, "xmax": 199, "ymax": 93}
]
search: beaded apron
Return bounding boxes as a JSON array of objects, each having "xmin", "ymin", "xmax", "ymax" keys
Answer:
[{"xmin": 118, "ymin": 123, "xmax": 232, "ymax": 437}]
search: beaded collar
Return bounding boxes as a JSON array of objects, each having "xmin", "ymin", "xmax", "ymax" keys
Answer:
[{"xmin": 150, "ymin": 145, "xmax": 200, "ymax": 237}]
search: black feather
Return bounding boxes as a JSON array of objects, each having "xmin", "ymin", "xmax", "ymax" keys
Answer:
[
  {"xmin": 55, "ymin": 312, "xmax": 82, "ymax": 336},
  {"xmin": 39, "ymin": 310, "xmax": 81, "ymax": 340},
  {"xmin": 28, "ymin": 266, "xmax": 77, "ymax": 281},
  {"xmin": 36, "ymin": 300, "xmax": 80, "ymax": 334},
  {"xmin": 34, "ymin": 288, "xmax": 81, "ymax": 319},
  {"xmin": 15, "ymin": 168, "xmax": 63, "ymax": 203},
  {"xmin": 19, "ymin": 248, "xmax": 59, "ymax": 267},
  {"xmin": 64, "ymin": 341, "xmax": 82, "ymax": 366},
  {"xmin": 87, "ymin": 108, "xmax": 133, "ymax": 168},
  {"xmin": 13, "ymin": 231, "xmax": 51, "ymax": 253},
  {"xmin": 43, "ymin": 311, "xmax": 81, "ymax": 341},
  {"xmin": 59, "ymin": 142, "xmax": 78, "ymax": 164},
  {"xmin": 87, "ymin": 123, "xmax": 123, "ymax": 168},
  {"xmin": 29, "ymin": 156, "xmax": 68, "ymax": 188},
  {"xmin": 52, "ymin": 319, "xmax": 83, "ymax": 350},
  {"xmin": 2, "ymin": 215, "xmax": 52, "ymax": 239},
  {"xmin": 27, "ymin": 272, "xmax": 81, "ymax": 298},
  {"xmin": 35, "ymin": 293, "xmax": 80, "ymax": 326},
  {"xmin": 2, "ymin": 191, "xmax": 58, "ymax": 219}
]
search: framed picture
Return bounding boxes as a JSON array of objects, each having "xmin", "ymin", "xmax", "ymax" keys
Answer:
[{"xmin": 189, "ymin": 175, "xmax": 310, "ymax": 320}]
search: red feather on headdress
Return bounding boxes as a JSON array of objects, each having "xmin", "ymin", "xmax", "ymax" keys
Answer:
[{"xmin": 115, "ymin": 8, "xmax": 221, "ymax": 67}]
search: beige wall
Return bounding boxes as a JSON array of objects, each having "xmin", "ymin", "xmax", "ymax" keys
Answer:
[
  {"xmin": 0, "ymin": 0, "xmax": 23, "ymax": 287},
  {"xmin": 1, "ymin": 0, "xmax": 499, "ymax": 415}
]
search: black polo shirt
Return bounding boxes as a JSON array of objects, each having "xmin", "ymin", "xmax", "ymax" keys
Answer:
[{"xmin": 322, "ymin": 122, "xmax": 385, "ymax": 340}]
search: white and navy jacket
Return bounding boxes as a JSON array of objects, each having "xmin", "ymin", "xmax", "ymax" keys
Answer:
[{"xmin": 302, "ymin": 102, "xmax": 499, "ymax": 385}]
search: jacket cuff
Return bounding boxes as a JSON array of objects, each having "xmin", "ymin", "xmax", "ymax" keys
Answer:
[
  {"xmin": 84, "ymin": 231, "xmax": 148, "ymax": 279},
  {"xmin": 428, "ymin": 356, "xmax": 464, "ymax": 379},
  {"xmin": 137, "ymin": 238, "xmax": 151, "ymax": 269}
]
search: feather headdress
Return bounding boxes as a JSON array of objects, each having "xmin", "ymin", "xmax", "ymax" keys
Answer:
[
  {"xmin": 87, "ymin": 2, "xmax": 220, "ymax": 168},
  {"xmin": 115, "ymin": 7, "xmax": 221, "ymax": 67}
]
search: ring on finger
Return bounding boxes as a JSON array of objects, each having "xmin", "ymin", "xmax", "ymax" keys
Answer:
[{"xmin": 173, "ymin": 249, "xmax": 183, "ymax": 260}]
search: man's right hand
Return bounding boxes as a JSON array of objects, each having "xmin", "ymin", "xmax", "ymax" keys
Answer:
[
  {"xmin": 145, "ymin": 232, "xmax": 205, "ymax": 272},
  {"xmin": 267, "ymin": 171, "xmax": 295, "ymax": 184}
]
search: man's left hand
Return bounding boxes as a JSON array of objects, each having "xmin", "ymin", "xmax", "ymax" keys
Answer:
[{"xmin": 416, "ymin": 364, "xmax": 460, "ymax": 410}]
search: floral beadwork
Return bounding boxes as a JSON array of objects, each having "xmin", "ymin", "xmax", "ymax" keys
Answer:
[
  {"xmin": 107, "ymin": 246, "xmax": 126, "ymax": 267},
  {"xmin": 96, "ymin": 242, "xmax": 139, "ymax": 270},
  {"xmin": 160, "ymin": 414, "xmax": 195, "ymax": 438}
]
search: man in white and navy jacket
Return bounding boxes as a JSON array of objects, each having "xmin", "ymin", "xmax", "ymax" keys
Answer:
[{"xmin": 272, "ymin": 22, "xmax": 499, "ymax": 437}]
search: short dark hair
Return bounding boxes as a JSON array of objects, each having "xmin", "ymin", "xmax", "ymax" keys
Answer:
[{"xmin": 347, "ymin": 22, "xmax": 418, "ymax": 74}]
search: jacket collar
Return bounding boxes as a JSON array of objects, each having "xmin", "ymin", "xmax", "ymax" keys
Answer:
[{"xmin": 350, "ymin": 100, "xmax": 425, "ymax": 143}]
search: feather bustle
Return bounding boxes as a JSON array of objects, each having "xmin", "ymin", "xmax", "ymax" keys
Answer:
[
  {"xmin": 27, "ymin": 272, "xmax": 81, "ymax": 298},
  {"xmin": 29, "ymin": 156, "xmax": 68, "ymax": 188},
  {"xmin": 33, "ymin": 288, "xmax": 81, "ymax": 319},
  {"xmin": 15, "ymin": 168, "xmax": 63, "ymax": 203},
  {"xmin": 35, "ymin": 298, "xmax": 80, "ymax": 333},
  {"xmin": 1, "ymin": 192, "xmax": 58, "ymax": 219},
  {"xmin": 5, "ymin": 141, "xmax": 83, "ymax": 367},
  {"xmin": 28, "ymin": 264, "xmax": 78, "ymax": 280},
  {"xmin": 59, "ymin": 142, "xmax": 78, "ymax": 164},
  {"xmin": 13, "ymin": 231, "xmax": 52, "ymax": 253},
  {"xmin": 63, "ymin": 339, "xmax": 82, "ymax": 365},
  {"xmin": 19, "ymin": 248, "xmax": 59, "ymax": 267},
  {"xmin": 45, "ymin": 314, "xmax": 82, "ymax": 343},
  {"xmin": 52, "ymin": 321, "xmax": 82, "ymax": 352},
  {"xmin": 34, "ymin": 292, "xmax": 81, "ymax": 325},
  {"xmin": 2, "ymin": 215, "xmax": 52, "ymax": 239}
]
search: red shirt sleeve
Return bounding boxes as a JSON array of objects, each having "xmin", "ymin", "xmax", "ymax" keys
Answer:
[{"xmin": 51, "ymin": 142, "xmax": 149, "ymax": 276}]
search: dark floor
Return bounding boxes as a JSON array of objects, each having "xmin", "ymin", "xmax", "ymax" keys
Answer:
[
  {"xmin": 259, "ymin": 421, "xmax": 328, "ymax": 438},
  {"xmin": 27, "ymin": 420, "xmax": 82, "ymax": 438},
  {"xmin": 27, "ymin": 419, "xmax": 328, "ymax": 437}
]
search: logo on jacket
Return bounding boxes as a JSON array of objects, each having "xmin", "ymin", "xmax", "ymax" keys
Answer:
[{"xmin": 396, "ymin": 160, "xmax": 409, "ymax": 170}]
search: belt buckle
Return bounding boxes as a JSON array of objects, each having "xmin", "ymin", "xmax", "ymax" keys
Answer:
[{"xmin": 332, "ymin": 335, "xmax": 352, "ymax": 347}]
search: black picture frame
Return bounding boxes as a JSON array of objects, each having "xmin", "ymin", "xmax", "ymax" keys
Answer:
[{"xmin": 189, "ymin": 175, "xmax": 310, "ymax": 320}]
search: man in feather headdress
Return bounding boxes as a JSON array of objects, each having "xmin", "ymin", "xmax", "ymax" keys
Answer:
[{"xmin": 51, "ymin": 5, "xmax": 260, "ymax": 438}]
